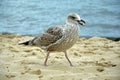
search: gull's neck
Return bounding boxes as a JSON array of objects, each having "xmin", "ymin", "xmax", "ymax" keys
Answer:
[
  {"xmin": 66, "ymin": 20, "xmax": 79, "ymax": 26},
  {"xmin": 66, "ymin": 22, "xmax": 79, "ymax": 27}
]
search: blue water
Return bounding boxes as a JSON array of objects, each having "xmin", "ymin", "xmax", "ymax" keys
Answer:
[{"xmin": 0, "ymin": 0, "xmax": 120, "ymax": 37}]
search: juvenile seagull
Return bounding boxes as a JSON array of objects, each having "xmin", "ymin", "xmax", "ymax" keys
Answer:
[{"xmin": 19, "ymin": 13, "xmax": 85, "ymax": 66}]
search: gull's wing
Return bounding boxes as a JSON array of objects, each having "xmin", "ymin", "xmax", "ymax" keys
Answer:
[{"xmin": 28, "ymin": 26, "xmax": 63, "ymax": 47}]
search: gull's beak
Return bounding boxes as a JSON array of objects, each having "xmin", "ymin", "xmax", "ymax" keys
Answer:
[{"xmin": 78, "ymin": 20, "xmax": 86, "ymax": 26}]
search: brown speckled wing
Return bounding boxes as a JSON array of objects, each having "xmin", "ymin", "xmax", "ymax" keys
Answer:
[{"xmin": 32, "ymin": 27, "xmax": 63, "ymax": 47}]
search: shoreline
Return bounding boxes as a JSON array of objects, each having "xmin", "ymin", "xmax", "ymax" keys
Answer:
[
  {"xmin": 80, "ymin": 36, "xmax": 120, "ymax": 41},
  {"xmin": 1, "ymin": 33, "xmax": 120, "ymax": 41}
]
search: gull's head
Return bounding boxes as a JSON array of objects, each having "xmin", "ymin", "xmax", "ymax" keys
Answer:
[{"xmin": 66, "ymin": 13, "xmax": 85, "ymax": 26}]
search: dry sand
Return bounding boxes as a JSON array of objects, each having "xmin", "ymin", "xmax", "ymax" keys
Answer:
[{"xmin": 0, "ymin": 34, "xmax": 120, "ymax": 80}]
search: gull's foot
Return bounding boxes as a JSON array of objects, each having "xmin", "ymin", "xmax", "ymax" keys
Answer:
[
  {"xmin": 70, "ymin": 64, "xmax": 74, "ymax": 67},
  {"xmin": 44, "ymin": 63, "xmax": 48, "ymax": 66}
]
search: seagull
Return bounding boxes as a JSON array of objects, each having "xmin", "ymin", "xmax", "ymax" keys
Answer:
[{"xmin": 19, "ymin": 13, "xmax": 85, "ymax": 66}]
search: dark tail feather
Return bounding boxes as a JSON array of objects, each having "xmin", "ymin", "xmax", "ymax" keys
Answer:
[{"xmin": 19, "ymin": 41, "xmax": 30, "ymax": 45}]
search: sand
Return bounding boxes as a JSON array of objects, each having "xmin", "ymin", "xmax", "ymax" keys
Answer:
[{"xmin": 0, "ymin": 34, "xmax": 120, "ymax": 80}]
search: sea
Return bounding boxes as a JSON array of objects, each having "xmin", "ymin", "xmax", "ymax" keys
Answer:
[{"xmin": 0, "ymin": 0, "xmax": 120, "ymax": 38}]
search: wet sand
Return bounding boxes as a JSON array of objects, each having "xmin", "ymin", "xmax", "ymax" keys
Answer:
[{"xmin": 0, "ymin": 34, "xmax": 120, "ymax": 80}]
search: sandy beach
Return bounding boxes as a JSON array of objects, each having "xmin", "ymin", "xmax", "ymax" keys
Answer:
[{"xmin": 0, "ymin": 34, "xmax": 120, "ymax": 80}]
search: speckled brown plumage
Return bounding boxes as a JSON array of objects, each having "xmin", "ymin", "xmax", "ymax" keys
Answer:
[{"xmin": 19, "ymin": 13, "xmax": 85, "ymax": 66}]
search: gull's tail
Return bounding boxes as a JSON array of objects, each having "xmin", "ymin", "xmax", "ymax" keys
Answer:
[
  {"xmin": 19, "ymin": 37, "xmax": 38, "ymax": 46},
  {"xmin": 19, "ymin": 41, "xmax": 30, "ymax": 45}
]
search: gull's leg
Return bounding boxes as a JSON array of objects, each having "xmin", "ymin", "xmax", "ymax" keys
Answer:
[
  {"xmin": 44, "ymin": 52, "xmax": 50, "ymax": 66},
  {"xmin": 64, "ymin": 51, "xmax": 73, "ymax": 66}
]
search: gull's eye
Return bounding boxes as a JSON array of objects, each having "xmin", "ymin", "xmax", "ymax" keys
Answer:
[{"xmin": 70, "ymin": 16, "xmax": 76, "ymax": 20}]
